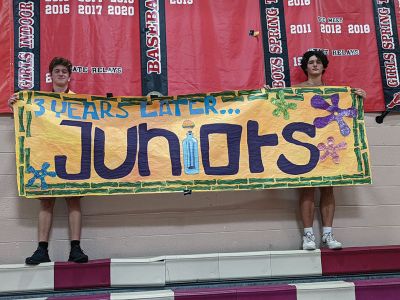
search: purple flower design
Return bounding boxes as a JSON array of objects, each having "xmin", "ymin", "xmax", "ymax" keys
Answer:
[
  {"xmin": 311, "ymin": 94, "xmax": 357, "ymax": 136},
  {"xmin": 318, "ymin": 137, "xmax": 347, "ymax": 164}
]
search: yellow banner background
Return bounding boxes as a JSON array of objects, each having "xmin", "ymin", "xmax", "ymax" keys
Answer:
[{"xmin": 14, "ymin": 87, "xmax": 371, "ymax": 198}]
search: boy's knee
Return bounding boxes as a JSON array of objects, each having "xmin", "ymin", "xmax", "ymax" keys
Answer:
[{"xmin": 39, "ymin": 198, "xmax": 55, "ymax": 211}]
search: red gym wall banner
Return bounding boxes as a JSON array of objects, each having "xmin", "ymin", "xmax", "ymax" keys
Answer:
[{"xmin": 1, "ymin": 0, "xmax": 399, "ymax": 113}]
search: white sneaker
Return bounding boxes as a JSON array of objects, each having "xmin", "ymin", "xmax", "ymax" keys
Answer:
[
  {"xmin": 322, "ymin": 232, "xmax": 342, "ymax": 249},
  {"xmin": 302, "ymin": 232, "xmax": 316, "ymax": 250}
]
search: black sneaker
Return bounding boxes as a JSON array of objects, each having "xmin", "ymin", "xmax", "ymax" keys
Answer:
[
  {"xmin": 68, "ymin": 245, "xmax": 89, "ymax": 263},
  {"xmin": 25, "ymin": 247, "xmax": 51, "ymax": 265}
]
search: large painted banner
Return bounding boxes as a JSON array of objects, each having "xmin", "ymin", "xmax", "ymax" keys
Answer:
[
  {"xmin": 1, "ymin": 0, "xmax": 400, "ymax": 113},
  {"xmin": 14, "ymin": 87, "xmax": 371, "ymax": 198}
]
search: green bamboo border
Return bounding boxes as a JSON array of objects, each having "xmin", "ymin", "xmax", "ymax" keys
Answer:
[
  {"xmin": 24, "ymin": 173, "xmax": 372, "ymax": 197},
  {"xmin": 17, "ymin": 88, "xmax": 372, "ymax": 197}
]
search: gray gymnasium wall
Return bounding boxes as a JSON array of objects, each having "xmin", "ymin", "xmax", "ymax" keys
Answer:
[{"xmin": 0, "ymin": 113, "xmax": 399, "ymax": 264}]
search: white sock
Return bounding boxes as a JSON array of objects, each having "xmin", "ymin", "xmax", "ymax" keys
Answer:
[
  {"xmin": 304, "ymin": 227, "xmax": 314, "ymax": 235},
  {"xmin": 323, "ymin": 227, "xmax": 332, "ymax": 235}
]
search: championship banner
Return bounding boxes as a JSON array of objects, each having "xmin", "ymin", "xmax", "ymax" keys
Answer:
[
  {"xmin": 0, "ymin": 0, "xmax": 12, "ymax": 113},
  {"xmin": 373, "ymin": 0, "xmax": 400, "ymax": 112},
  {"xmin": 140, "ymin": 0, "xmax": 168, "ymax": 96},
  {"xmin": 14, "ymin": 87, "xmax": 371, "ymax": 198},
  {"xmin": 1, "ymin": 0, "xmax": 400, "ymax": 113},
  {"xmin": 278, "ymin": 0, "xmax": 400, "ymax": 112}
]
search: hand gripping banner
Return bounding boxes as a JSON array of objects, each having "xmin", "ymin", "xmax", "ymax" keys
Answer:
[{"xmin": 13, "ymin": 87, "xmax": 371, "ymax": 198}]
